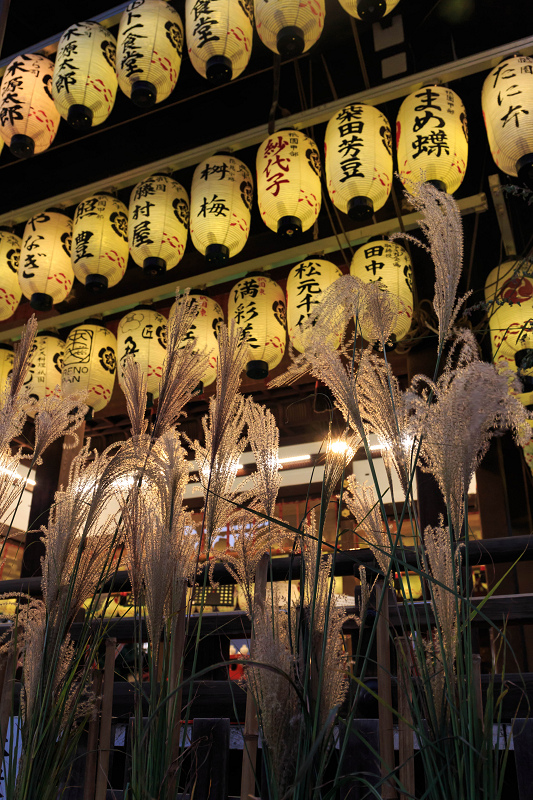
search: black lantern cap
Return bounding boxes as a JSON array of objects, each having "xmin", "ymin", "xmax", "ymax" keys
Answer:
[
  {"xmin": 427, "ymin": 179, "xmax": 447, "ymax": 193},
  {"xmin": 85, "ymin": 273, "xmax": 108, "ymax": 292},
  {"xmin": 277, "ymin": 26, "xmax": 305, "ymax": 57},
  {"xmin": 206, "ymin": 55, "xmax": 233, "ymax": 85},
  {"xmin": 278, "ymin": 215, "xmax": 302, "ymax": 237},
  {"xmin": 517, "ymin": 154, "xmax": 533, "ymax": 190},
  {"xmin": 131, "ymin": 80, "xmax": 157, "ymax": 108},
  {"xmin": 516, "ymin": 349, "xmax": 533, "ymax": 388},
  {"xmin": 206, "ymin": 243, "xmax": 229, "ymax": 266},
  {"xmin": 246, "ymin": 360, "xmax": 269, "ymax": 380},
  {"xmin": 194, "ymin": 381, "xmax": 204, "ymax": 395},
  {"xmin": 0, "ymin": 342, "xmax": 14, "ymax": 352},
  {"xmin": 143, "ymin": 256, "xmax": 166, "ymax": 275},
  {"xmin": 347, "ymin": 196, "xmax": 374, "ymax": 220},
  {"xmin": 30, "ymin": 293, "xmax": 53, "ymax": 311},
  {"xmin": 10, "ymin": 134, "xmax": 34, "ymax": 159},
  {"xmin": 67, "ymin": 104, "xmax": 93, "ymax": 130},
  {"xmin": 356, "ymin": 0, "xmax": 386, "ymax": 21}
]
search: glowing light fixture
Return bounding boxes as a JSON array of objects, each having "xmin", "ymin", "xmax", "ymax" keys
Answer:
[
  {"xmin": 0, "ymin": 228, "xmax": 22, "ymax": 322},
  {"xmin": 117, "ymin": 306, "xmax": 167, "ymax": 402},
  {"xmin": 254, "ymin": 0, "xmax": 325, "ymax": 57},
  {"xmin": 19, "ymin": 210, "xmax": 74, "ymax": 311},
  {"xmin": 25, "ymin": 332, "xmax": 64, "ymax": 405},
  {"xmin": 286, "ymin": 258, "xmax": 342, "ymax": 352},
  {"xmin": 0, "ymin": 344, "xmax": 13, "ymax": 393},
  {"xmin": 186, "ymin": 0, "xmax": 253, "ymax": 83},
  {"xmin": 72, "ymin": 192, "xmax": 129, "ymax": 291},
  {"xmin": 172, "ymin": 293, "xmax": 224, "ymax": 391},
  {"xmin": 62, "ymin": 319, "xmax": 117, "ymax": 415}
]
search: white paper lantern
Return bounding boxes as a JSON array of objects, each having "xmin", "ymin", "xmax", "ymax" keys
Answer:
[
  {"xmin": 0, "ymin": 228, "xmax": 22, "ymax": 322},
  {"xmin": 324, "ymin": 103, "xmax": 392, "ymax": 220},
  {"xmin": 350, "ymin": 239, "xmax": 413, "ymax": 344},
  {"xmin": 72, "ymin": 193, "xmax": 129, "ymax": 291},
  {"xmin": 117, "ymin": 0, "xmax": 184, "ymax": 107},
  {"xmin": 25, "ymin": 332, "xmax": 64, "ymax": 404},
  {"xmin": 0, "ymin": 54, "xmax": 60, "ymax": 158},
  {"xmin": 0, "ymin": 345, "xmax": 14, "ymax": 394},
  {"xmin": 337, "ymin": 0, "xmax": 400, "ymax": 22},
  {"xmin": 186, "ymin": 0, "xmax": 253, "ymax": 83},
  {"xmin": 117, "ymin": 306, "xmax": 167, "ymax": 401},
  {"xmin": 129, "ymin": 174, "xmax": 189, "ymax": 274},
  {"xmin": 19, "ymin": 210, "xmax": 74, "ymax": 311},
  {"xmin": 482, "ymin": 55, "xmax": 533, "ymax": 185},
  {"xmin": 172, "ymin": 293, "xmax": 224, "ymax": 390},
  {"xmin": 396, "ymin": 85, "xmax": 468, "ymax": 195},
  {"xmin": 190, "ymin": 154, "xmax": 253, "ymax": 265},
  {"xmin": 257, "ymin": 129, "xmax": 321, "ymax": 237},
  {"xmin": 229, "ymin": 273, "xmax": 286, "ymax": 378},
  {"xmin": 286, "ymin": 259, "xmax": 342, "ymax": 352},
  {"xmin": 62, "ymin": 320, "xmax": 117, "ymax": 414},
  {"xmin": 53, "ymin": 21, "xmax": 118, "ymax": 130},
  {"xmin": 254, "ymin": 0, "xmax": 325, "ymax": 57}
]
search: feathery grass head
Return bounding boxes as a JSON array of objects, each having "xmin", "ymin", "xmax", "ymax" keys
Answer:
[
  {"xmin": 32, "ymin": 393, "xmax": 88, "ymax": 465},
  {"xmin": 344, "ymin": 479, "xmax": 392, "ymax": 584},
  {"xmin": 121, "ymin": 357, "xmax": 148, "ymax": 438},
  {"xmin": 245, "ymin": 398, "xmax": 281, "ymax": 519}
]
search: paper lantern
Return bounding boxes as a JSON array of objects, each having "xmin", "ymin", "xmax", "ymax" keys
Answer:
[
  {"xmin": 0, "ymin": 54, "xmax": 60, "ymax": 158},
  {"xmin": 254, "ymin": 0, "xmax": 325, "ymax": 57},
  {"xmin": 72, "ymin": 193, "xmax": 129, "ymax": 291},
  {"xmin": 25, "ymin": 332, "xmax": 64, "ymax": 404},
  {"xmin": 286, "ymin": 259, "xmax": 342, "ymax": 352},
  {"xmin": 62, "ymin": 320, "xmax": 117, "ymax": 414},
  {"xmin": 256, "ymin": 129, "xmax": 321, "ymax": 237},
  {"xmin": 117, "ymin": 0, "xmax": 184, "ymax": 107},
  {"xmin": 337, "ymin": 0, "xmax": 400, "ymax": 22},
  {"xmin": 186, "ymin": 0, "xmax": 253, "ymax": 83},
  {"xmin": 0, "ymin": 228, "xmax": 22, "ymax": 322},
  {"xmin": 117, "ymin": 306, "xmax": 167, "ymax": 401},
  {"xmin": 324, "ymin": 103, "xmax": 393, "ymax": 220},
  {"xmin": 190, "ymin": 154, "xmax": 253, "ymax": 265},
  {"xmin": 482, "ymin": 55, "xmax": 533, "ymax": 186},
  {"xmin": 52, "ymin": 21, "xmax": 118, "ymax": 130},
  {"xmin": 19, "ymin": 210, "xmax": 74, "ymax": 311},
  {"xmin": 128, "ymin": 174, "xmax": 189, "ymax": 275},
  {"xmin": 350, "ymin": 239, "xmax": 413, "ymax": 344},
  {"xmin": 0, "ymin": 344, "xmax": 14, "ymax": 394},
  {"xmin": 396, "ymin": 85, "xmax": 468, "ymax": 195},
  {"xmin": 172, "ymin": 293, "xmax": 224, "ymax": 391},
  {"xmin": 228, "ymin": 273, "xmax": 286, "ymax": 378}
]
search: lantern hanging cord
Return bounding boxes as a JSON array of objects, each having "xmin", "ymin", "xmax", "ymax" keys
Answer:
[
  {"xmin": 350, "ymin": 17, "xmax": 370, "ymax": 91},
  {"xmin": 268, "ymin": 54, "xmax": 282, "ymax": 135}
]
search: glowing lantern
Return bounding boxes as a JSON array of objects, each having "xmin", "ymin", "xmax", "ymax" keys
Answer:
[
  {"xmin": 228, "ymin": 273, "xmax": 286, "ymax": 379},
  {"xmin": 128, "ymin": 174, "xmax": 189, "ymax": 275},
  {"xmin": 0, "ymin": 228, "xmax": 22, "ymax": 322},
  {"xmin": 72, "ymin": 193, "xmax": 129, "ymax": 291},
  {"xmin": 256, "ymin": 129, "xmax": 321, "ymax": 237},
  {"xmin": 254, "ymin": 0, "xmax": 325, "ymax": 57},
  {"xmin": 117, "ymin": 306, "xmax": 167, "ymax": 402},
  {"xmin": 171, "ymin": 293, "xmax": 224, "ymax": 391},
  {"xmin": 350, "ymin": 239, "xmax": 413, "ymax": 344},
  {"xmin": 117, "ymin": 0, "xmax": 184, "ymax": 108},
  {"xmin": 286, "ymin": 259, "xmax": 342, "ymax": 352},
  {"xmin": 482, "ymin": 55, "xmax": 533, "ymax": 186},
  {"xmin": 0, "ymin": 54, "xmax": 60, "ymax": 158},
  {"xmin": 186, "ymin": 0, "xmax": 253, "ymax": 83},
  {"xmin": 396, "ymin": 85, "xmax": 468, "ymax": 195},
  {"xmin": 324, "ymin": 103, "xmax": 393, "ymax": 220},
  {"xmin": 52, "ymin": 21, "xmax": 118, "ymax": 130},
  {"xmin": 19, "ymin": 210, "xmax": 74, "ymax": 311},
  {"xmin": 190, "ymin": 154, "xmax": 253, "ymax": 265},
  {"xmin": 62, "ymin": 320, "xmax": 117, "ymax": 415},
  {"xmin": 337, "ymin": 0, "xmax": 400, "ymax": 22},
  {"xmin": 25, "ymin": 332, "xmax": 64, "ymax": 404},
  {"xmin": 0, "ymin": 345, "xmax": 14, "ymax": 393}
]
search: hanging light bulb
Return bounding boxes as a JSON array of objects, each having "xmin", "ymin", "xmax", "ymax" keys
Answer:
[
  {"xmin": 62, "ymin": 319, "xmax": 117, "ymax": 415},
  {"xmin": 254, "ymin": 0, "xmax": 325, "ymax": 57},
  {"xmin": 52, "ymin": 21, "xmax": 118, "ymax": 130},
  {"xmin": 324, "ymin": 103, "xmax": 393, "ymax": 220},
  {"xmin": 256, "ymin": 129, "xmax": 322, "ymax": 237},
  {"xmin": 482, "ymin": 55, "xmax": 533, "ymax": 188},
  {"xmin": 350, "ymin": 238, "xmax": 414, "ymax": 344},
  {"xmin": 171, "ymin": 292, "xmax": 224, "ymax": 391},
  {"xmin": 19, "ymin": 210, "xmax": 74, "ymax": 311},
  {"xmin": 286, "ymin": 258, "xmax": 342, "ymax": 352},
  {"xmin": 72, "ymin": 192, "xmax": 129, "ymax": 291},
  {"xmin": 25, "ymin": 332, "xmax": 64, "ymax": 405},
  {"xmin": 117, "ymin": 0, "xmax": 184, "ymax": 108},
  {"xmin": 128, "ymin": 174, "xmax": 189, "ymax": 275},
  {"xmin": 186, "ymin": 0, "xmax": 253, "ymax": 84},
  {"xmin": 228, "ymin": 273, "xmax": 286, "ymax": 379},
  {"xmin": 337, "ymin": 0, "xmax": 400, "ymax": 22},
  {"xmin": 396, "ymin": 85, "xmax": 468, "ymax": 195},
  {"xmin": 0, "ymin": 228, "xmax": 22, "ymax": 322},
  {"xmin": 0, "ymin": 54, "xmax": 60, "ymax": 158},
  {"xmin": 0, "ymin": 344, "xmax": 14, "ymax": 393},
  {"xmin": 117, "ymin": 306, "xmax": 167, "ymax": 403},
  {"xmin": 190, "ymin": 154, "xmax": 253, "ymax": 265}
]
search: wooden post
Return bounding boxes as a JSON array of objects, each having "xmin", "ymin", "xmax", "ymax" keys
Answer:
[
  {"xmin": 95, "ymin": 637, "xmax": 117, "ymax": 800},
  {"xmin": 83, "ymin": 669, "xmax": 103, "ymax": 800},
  {"xmin": 377, "ymin": 581, "xmax": 397, "ymax": 799},
  {"xmin": 395, "ymin": 637, "xmax": 415, "ymax": 800}
]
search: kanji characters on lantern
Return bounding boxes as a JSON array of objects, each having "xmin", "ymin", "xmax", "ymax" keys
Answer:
[
  {"xmin": 62, "ymin": 320, "xmax": 117, "ymax": 415},
  {"xmin": 25, "ymin": 332, "xmax": 65, "ymax": 405},
  {"xmin": 172, "ymin": 293, "xmax": 224, "ymax": 391},
  {"xmin": 117, "ymin": 306, "xmax": 167, "ymax": 402},
  {"xmin": 72, "ymin": 193, "xmax": 129, "ymax": 291},
  {"xmin": 18, "ymin": 210, "xmax": 74, "ymax": 311},
  {"xmin": 286, "ymin": 259, "xmax": 342, "ymax": 352},
  {"xmin": 0, "ymin": 228, "xmax": 22, "ymax": 321}
]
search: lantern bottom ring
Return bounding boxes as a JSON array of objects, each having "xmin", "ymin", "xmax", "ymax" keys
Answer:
[
  {"xmin": 206, "ymin": 243, "xmax": 229, "ymax": 265},
  {"xmin": 30, "ymin": 292, "xmax": 53, "ymax": 312},
  {"xmin": 85, "ymin": 273, "xmax": 108, "ymax": 292},
  {"xmin": 194, "ymin": 381, "xmax": 204, "ymax": 396},
  {"xmin": 10, "ymin": 134, "xmax": 34, "ymax": 159},
  {"xmin": 278, "ymin": 215, "xmax": 302, "ymax": 238},
  {"xmin": 206, "ymin": 56, "xmax": 233, "ymax": 85},
  {"xmin": 427, "ymin": 179, "xmax": 447, "ymax": 193},
  {"xmin": 347, "ymin": 196, "xmax": 374, "ymax": 221},
  {"xmin": 356, "ymin": 0, "xmax": 386, "ymax": 21},
  {"xmin": 131, "ymin": 81, "xmax": 157, "ymax": 108},
  {"xmin": 143, "ymin": 257, "xmax": 166, "ymax": 275},
  {"xmin": 517, "ymin": 154, "xmax": 533, "ymax": 191},
  {"xmin": 277, "ymin": 26, "xmax": 305, "ymax": 58},
  {"xmin": 246, "ymin": 360, "xmax": 269, "ymax": 380},
  {"xmin": 67, "ymin": 104, "xmax": 93, "ymax": 130}
]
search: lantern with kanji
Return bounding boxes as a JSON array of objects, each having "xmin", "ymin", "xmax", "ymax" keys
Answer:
[
  {"xmin": 172, "ymin": 293, "xmax": 224, "ymax": 391},
  {"xmin": 396, "ymin": 85, "xmax": 468, "ymax": 195},
  {"xmin": 0, "ymin": 344, "xmax": 13, "ymax": 393},
  {"xmin": 254, "ymin": 0, "xmax": 325, "ymax": 57},
  {"xmin": 52, "ymin": 21, "xmax": 118, "ymax": 130},
  {"xmin": 72, "ymin": 193, "xmax": 129, "ymax": 291},
  {"xmin": 0, "ymin": 228, "xmax": 22, "ymax": 322},
  {"xmin": 350, "ymin": 239, "xmax": 413, "ymax": 344},
  {"xmin": 186, "ymin": 0, "xmax": 253, "ymax": 83},
  {"xmin": 324, "ymin": 103, "xmax": 393, "ymax": 220},
  {"xmin": 0, "ymin": 54, "xmax": 60, "ymax": 158},
  {"xmin": 190, "ymin": 154, "xmax": 253, "ymax": 265},
  {"xmin": 117, "ymin": 306, "xmax": 167, "ymax": 402},
  {"xmin": 482, "ymin": 55, "xmax": 533, "ymax": 187},
  {"xmin": 128, "ymin": 174, "xmax": 189, "ymax": 274},
  {"xmin": 256, "ymin": 129, "xmax": 321, "ymax": 237},
  {"xmin": 19, "ymin": 210, "xmax": 74, "ymax": 311},
  {"xmin": 337, "ymin": 0, "xmax": 400, "ymax": 22},
  {"xmin": 62, "ymin": 320, "xmax": 117, "ymax": 415},
  {"xmin": 286, "ymin": 259, "xmax": 342, "ymax": 352},
  {"xmin": 25, "ymin": 332, "xmax": 64, "ymax": 404},
  {"xmin": 116, "ymin": 0, "xmax": 184, "ymax": 107},
  {"xmin": 228, "ymin": 273, "xmax": 286, "ymax": 379}
]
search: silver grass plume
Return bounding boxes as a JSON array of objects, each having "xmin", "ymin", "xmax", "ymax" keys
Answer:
[
  {"xmin": 344, "ymin": 479, "xmax": 392, "ymax": 584},
  {"xmin": 359, "ymin": 281, "xmax": 397, "ymax": 350},
  {"xmin": 32, "ymin": 392, "xmax": 88, "ymax": 465},
  {"xmin": 424, "ymin": 525, "xmax": 460, "ymax": 670},
  {"xmin": 245, "ymin": 398, "xmax": 281, "ymax": 518},
  {"xmin": 0, "ymin": 448, "xmax": 35, "ymax": 531},
  {"xmin": 0, "ymin": 315, "xmax": 38, "ymax": 449},
  {"xmin": 121, "ymin": 357, "xmax": 148, "ymax": 438},
  {"xmin": 323, "ymin": 429, "xmax": 362, "ymax": 512}
]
